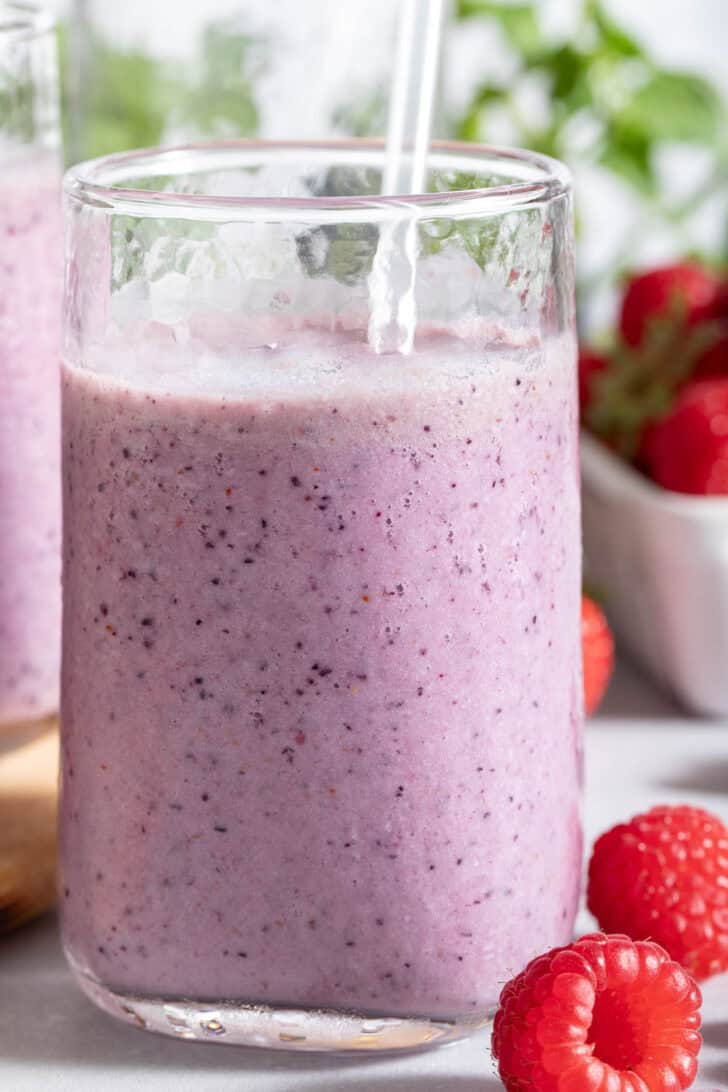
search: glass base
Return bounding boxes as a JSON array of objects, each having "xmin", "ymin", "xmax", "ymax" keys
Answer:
[{"xmin": 73, "ymin": 966, "xmax": 493, "ymax": 1053}]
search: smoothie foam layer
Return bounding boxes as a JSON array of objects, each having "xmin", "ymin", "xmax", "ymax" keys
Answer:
[{"xmin": 60, "ymin": 326, "xmax": 581, "ymax": 1017}]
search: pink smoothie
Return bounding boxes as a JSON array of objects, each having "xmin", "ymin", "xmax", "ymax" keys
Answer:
[
  {"xmin": 0, "ymin": 156, "xmax": 62, "ymax": 724},
  {"xmin": 59, "ymin": 325, "xmax": 582, "ymax": 1018}
]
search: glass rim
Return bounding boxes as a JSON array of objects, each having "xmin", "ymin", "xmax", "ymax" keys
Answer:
[
  {"xmin": 63, "ymin": 139, "xmax": 572, "ymax": 225},
  {"xmin": 0, "ymin": 1, "xmax": 54, "ymax": 39}
]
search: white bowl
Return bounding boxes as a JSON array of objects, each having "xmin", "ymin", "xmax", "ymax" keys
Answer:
[{"xmin": 581, "ymin": 431, "xmax": 728, "ymax": 716}]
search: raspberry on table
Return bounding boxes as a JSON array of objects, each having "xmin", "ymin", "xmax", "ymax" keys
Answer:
[
  {"xmin": 492, "ymin": 932, "xmax": 702, "ymax": 1092},
  {"xmin": 588, "ymin": 805, "xmax": 728, "ymax": 980}
]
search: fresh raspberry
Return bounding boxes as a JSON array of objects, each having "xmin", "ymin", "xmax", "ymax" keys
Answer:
[
  {"xmin": 588, "ymin": 806, "xmax": 728, "ymax": 980},
  {"xmin": 492, "ymin": 932, "xmax": 702, "ymax": 1092},
  {"xmin": 620, "ymin": 263, "xmax": 720, "ymax": 348},
  {"xmin": 578, "ymin": 348, "xmax": 610, "ymax": 414},
  {"xmin": 581, "ymin": 596, "xmax": 614, "ymax": 716},
  {"xmin": 640, "ymin": 378, "xmax": 728, "ymax": 494}
]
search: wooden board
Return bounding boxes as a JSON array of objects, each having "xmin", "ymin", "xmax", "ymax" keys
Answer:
[{"xmin": 0, "ymin": 722, "xmax": 59, "ymax": 934}]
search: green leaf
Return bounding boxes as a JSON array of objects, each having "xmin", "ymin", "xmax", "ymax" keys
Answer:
[
  {"xmin": 545, "ymin": 44, "xmax": 586, "ymax": 104},
  {"xmin": 177, "ymin": 22, "xmax": 261, "ymax": 138},
  {"xmin": 419, "ymin": 216, "xmax": 501, "ymax": 271},
  {"xmin": 110, "ymin": 214, "xmax": 218, "ymax": 292},
  {"xmin": 456, "ymin": 1, "xmax": 543, "ymax": 63},
  {"xmin": 619, "ymin": 71, "xmax": 723, "ymax": 144},
  {"xmin": 78, "ymin": 36, "xmax": 178, "ymax": 158},
  {"xmin": 419, "ymin": 219, "xmax": 457, "ymax": 258},
  {"xmin": 471, "ymin": 83, "xmax": 509, "ymax": 110},
  {"xmin": 430, "ymin": 168, "xmax": 516, "ymax": 192},
  {"xmin": 599, "ymin": 124, "xmax": 656, "ymax": 196},
  {"xmin": 588, "ymin": 0, "xmax": 644, "ymax": 58},
  {"xmin": 453, "ymin": 84, "xmax": 508, "ymax": 142},
  {"xmin": 459, "ymin": 218, "xmax": 501, "ymax": 269},
  {"xmin": 455, "ymin": 107, "xmax": 483, "ymax": 143},
  {"xmin": 331, "ymin": 90, "xmax": 387, "ymax": 137},
  {"xmin": 295, "ymin": 224, "xmax": 378, "ymax": 286}
]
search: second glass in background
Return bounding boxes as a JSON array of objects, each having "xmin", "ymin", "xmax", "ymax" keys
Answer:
[{"xmin": 0, "ymin": 2, "xmax": 62, "ymax": 726}]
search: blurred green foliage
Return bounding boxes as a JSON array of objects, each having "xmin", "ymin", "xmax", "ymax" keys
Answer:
[
  {"xmin": 62, "ymin": 2, "xmax": 727, "ymax": 203},
  {"xmin": 0, "ymin": 63, "xmax": 34, "ymax": 143},
  {"xmin": 454, "ymin": 0, "xmax": 727, "ymax": 202},
  {"xmin": 175, "ymin": 24, "xmax": 260, "ymax": 141},
  {"xmin": 63, "ymin": 32, "xmax": 173, "ymax": 157},
  {"xmin": 60, "ymin": 17, "xmax": 261, "ymax": 161},
  {"xmin": 61, "ymin": 2, "xmax": 727, "ymax": 168},
  {"xmin": 331, "ymin": 91, "xmax": 387, "ymax": 138},
  {"xmin": 57, "ymin": 1, "xmax": 727, "ymax": 282}
]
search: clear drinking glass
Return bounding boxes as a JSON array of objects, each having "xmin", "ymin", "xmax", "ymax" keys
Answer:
[
  {"xmin": 0, "ymin": 2, "xmax": 62, "ymax": 727},
  {"xmin": 60, "ymin": 140, "xmax": 582, "ymax": 1052}
]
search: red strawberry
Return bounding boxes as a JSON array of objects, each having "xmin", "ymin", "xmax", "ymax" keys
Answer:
[
  {"xmin": 640, "ymin": 378, "xmax": 728, "ymax": 494},
  {"xmin": 582, "ymin": 595, "xmax": 614, "ymax": 716},
  {"xmin": 578, "ymin": 347, "xmax": 609, "ymax": 413},
  {"xmin": 708, "ymin": 276, "xmax": 728, "ymax": 318},
  {"xmin": 693, "ymin": 323, "xmax": 728, "ymax": 379},
  {"xmin": 492, "ymin": 932, "xmax": 702, "ymax": 1092},
  {"xmin": 620, "ymin": 262, "xmax": 720, "ymax": 348},
  {"xmin": 693, "ymin": 278, "xmax": 728, "ymax": 377},
  {"xmin": 588, "ymin": 805, "xmax": 728, "ymax": 980},
  {"xmin": 585, "ymin": 265, "xmax": 727, "ymax": 458}
]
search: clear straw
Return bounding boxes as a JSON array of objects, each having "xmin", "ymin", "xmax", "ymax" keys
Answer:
[
  {"xmin": 368, "ymin": 0, "xmax": 445, "ymax": 355},
  {"xmin": 383, "ymin": 0, "xmax": 445, "ymax": 196}
]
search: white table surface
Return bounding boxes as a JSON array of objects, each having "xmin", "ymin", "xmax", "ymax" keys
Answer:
[{"xmin": 2, "ymin": 658, "xmax": 727, "ymax": 1092}]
